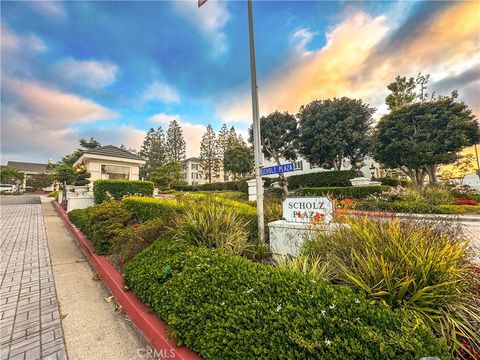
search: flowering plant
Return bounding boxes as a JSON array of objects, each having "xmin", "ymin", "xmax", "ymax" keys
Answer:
[{"xmin": 455, "ymin": 198, "xmax": 478, "ymax": 206}]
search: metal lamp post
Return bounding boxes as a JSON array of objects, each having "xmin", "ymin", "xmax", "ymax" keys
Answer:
[{"xmin": 369, "ymin": 165, "xmax": 376, "ymax": 181}]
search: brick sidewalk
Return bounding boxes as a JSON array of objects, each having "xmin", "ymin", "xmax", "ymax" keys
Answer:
[{"xmin": 1, "ymin": 200, "xmax": 67, "ymax": 360}]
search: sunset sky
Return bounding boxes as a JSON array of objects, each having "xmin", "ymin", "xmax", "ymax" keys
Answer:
[{"xmin": 1, "ymin": 0, "xmax": 479, "ymax": 163}]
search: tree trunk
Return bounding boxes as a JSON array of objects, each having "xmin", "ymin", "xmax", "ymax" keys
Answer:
[
  {"xmin": 274, "ymin": 155, "xmax": 289, "ymax": 196},
  {"xmin": 424, "ymin": 164, "xmax": 438, "ymax": 185}
]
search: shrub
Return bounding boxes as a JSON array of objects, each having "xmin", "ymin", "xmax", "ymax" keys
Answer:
[
  {"xmin": 122, "ymin": 196, "xmax": 185, "ymax": 222},
  {"xmin": 456, "ymin": 198, "xmax": 478, "ymax": 206},
  {"xmin": 265, "ymin": 187, "xmax": 285, "ymax": 202},
  {"xmin": 173, "ymin": 201, "xmax": 250, "ymax": 255},
  {"xmin": 111, "ymin": 218, "xmax": 169, "ymax": 264},
  {"xmin": 358, "ymin": 200, "xmax": 480, "ymax": 214},
  {"xmin": 124, "ymin": 238, "xmax": 449, "ymax": 360},
  {"xmin": 85, "ymin": 201, "xmax": 133, "ymax": 254},
  {"xmin": 287, "ymin": 170, "xmax": 356, "ymax": 190},
  {"xmin": 172, "ymin": 180, "xmax": 249, "ymax": 193},
  {"xmin": 301, "ymin": 218, "xmax": 480, "ymax": 357},
  {"xmin": 295, "ymin": 186, "xmax": 389, "ymax": 199},
  {"xmin": 93, "ymin": 180, "xmax": 154, "ymax": 204},
  {"xmin": 377, "ymin": 177, "xmax": 410, "ymax": 187},
  {"xmin": 68, "ymin": 208, "xmax": 90, "ymax": 235},
  {"xmin": 48, "ymin": 190, "xmax": 61, "ymax": 201}
]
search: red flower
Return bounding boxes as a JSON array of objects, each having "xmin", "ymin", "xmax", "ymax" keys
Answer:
[
  {"xmin": 455, "ymin": 198, "xmax": 478, "ymax": 206},
  {"xmin": 132, "ymin": 223, "xmax": 141, "ymax": 228}
]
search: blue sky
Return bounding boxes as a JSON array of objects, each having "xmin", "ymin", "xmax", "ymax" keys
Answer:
[{"xmin": 1, "ymin": 1, "xmax": 479, "ymax": 162}]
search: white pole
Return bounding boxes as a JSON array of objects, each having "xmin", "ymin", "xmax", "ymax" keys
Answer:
[{"xmin": 247, "ymin": 0, "xmax": 265, "ymax": 244}]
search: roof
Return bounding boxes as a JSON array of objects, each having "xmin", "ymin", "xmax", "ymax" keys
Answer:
[
  {"xmin": 181, "ymin": 157, "xmax": 200, "ymax": 163},
  {"xmin": 6, "ymin": 161, "xmax": 49, "ymax": 173},
  {"xmin": 82, "ymin": 145, "xmax": 144, "ymax": 161}
]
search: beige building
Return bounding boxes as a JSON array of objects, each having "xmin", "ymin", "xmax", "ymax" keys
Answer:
[
  {"xmin": 6, "ymin": 161, "xmax": 52, "ymax": 189},
  {"xmin": 73, "ymin": 145, "xmax": 145, "ymax": 182},
  {"xmin": 181, "ymin": 157, "xmax": 225, "ymax": 185}
]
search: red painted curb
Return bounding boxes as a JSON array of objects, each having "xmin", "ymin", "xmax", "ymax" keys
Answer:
[{"xmin": 52, "ymin": 201, "xmax": 201, "ymax": 360}]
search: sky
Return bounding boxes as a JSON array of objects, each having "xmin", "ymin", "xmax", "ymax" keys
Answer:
[{"xmin": 1, "ymin": 0, "xmax": 479, "ymax": 163}]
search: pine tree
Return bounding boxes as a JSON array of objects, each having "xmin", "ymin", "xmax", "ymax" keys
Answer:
[
  {"xmin": 217, "ymin": 124, "xmax": 230, "ymax": 181},
  {"xmin": 139, "ymin": 127, "xmax": 167, "ymax": 179},
  {"xmin": 166, "ymin": 120, "xmax": 186, "ymax": 162},
  {"xmin": 200, "ymin": 124, "xmax": 220, "ymax": 183}
]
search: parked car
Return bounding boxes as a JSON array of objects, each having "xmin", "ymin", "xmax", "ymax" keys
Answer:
[{"xmin": 0, "ymin": 184, "xmax": 17, "ymax": 194}]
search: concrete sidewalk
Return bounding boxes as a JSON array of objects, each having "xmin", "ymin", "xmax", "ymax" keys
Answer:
[{"xmin": 41, "ymin": 198, "xmax": 148, "ymax": 359}]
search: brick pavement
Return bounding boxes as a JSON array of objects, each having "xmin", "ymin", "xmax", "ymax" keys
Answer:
[{"xmin": 1, "ymin": 198, "xmax": 67, "ymax": 360}]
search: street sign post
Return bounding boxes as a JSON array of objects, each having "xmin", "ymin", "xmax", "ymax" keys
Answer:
[{"xmin": 261, "ymin": 163, "xmax": 294, "ymax": 176}]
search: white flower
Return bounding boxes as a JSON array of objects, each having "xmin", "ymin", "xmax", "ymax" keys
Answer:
[
  {"xmin": 220, "ymin": 302, "xmax": 225, "ymax": 306},
  {"xmin": 276, "ymin": 304, "xmax": 282, "ymax": 312},
  {"xmin": 329, "ymin": 304, "xmax": 336, "ymax": 310},
  {"xmin": 311, "ymin": 279, "xmax": 317, "ymax": 284},
  {"xmin": 196, "ymin": 264, "xmax": 201, "ymax": 267},
  {"xmin": 325, "ymin": 339, "xmax": 332, "ymax": 346},
  {"xmin": 320, "ymin": 310, "xmax": 326, "ymax": 316},
  {"xmin": 310, "ymin": 295, "xmax": 314, "ymax": 298},
  {"xmin": 296, "ymin": 289, "xmax": 301, "ymax": 295},
  {"xmin": 245, "ymin": 288, "xmax": 254, "ymax": 294},
  {"xmin": 355, "ymin": 299, "xmax": 360, "ymax": 304}
]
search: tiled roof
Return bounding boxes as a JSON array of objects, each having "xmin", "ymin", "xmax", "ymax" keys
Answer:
[
  {"xmin": 83, "ymin": 145, "xmax": 144, "ymax": 161},
  {"xmin": 6, "ymin": 161, "xmax": 49, "ymax": 173}
]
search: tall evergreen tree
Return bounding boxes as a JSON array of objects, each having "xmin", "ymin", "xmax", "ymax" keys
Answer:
[
  {"xmin": 139, "ymin": 127, "xmax": 167, "ymax": 179},
  {"xmin": 200, "ymin": 124, "xmax": 220, "ymax": 183},
  {"xmin": 61, "ymin": 137, "xmax": 101, "ymax": 166},
  {"xmin": 166, "ymin": 120, "xmax": 186, "ymax": 162},
  {"xmin": 217, "ymin": 124, "xmax": 230, "ymax": 181}
]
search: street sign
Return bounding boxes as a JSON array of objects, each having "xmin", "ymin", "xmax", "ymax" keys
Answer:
[
  {"xmin": 261, "ymin": 163, "xmax": 294, "ymax": 176},
  {"xmin": 282, "ymin": 197, "xmax": 334, "ymax": 224}
]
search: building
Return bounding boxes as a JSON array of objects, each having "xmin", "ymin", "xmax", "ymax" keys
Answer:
[
  {"xmin": 180, "ymin": 157, "xmax": 225, "ymax": 185},
  {"xmin": 73, "ymin": 145, "xmax": 145, "ymax": 182},
  {"xmin": 6, "ymin": 161, "xmax": 52, "ymax": 189}
]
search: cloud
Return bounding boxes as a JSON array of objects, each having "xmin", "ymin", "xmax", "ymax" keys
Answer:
[
  {"xmin": 217, "ymin": 2, "xmax": 480, "ymax": 123},
  {"xmin": 1, "ymin": 25, "xmax": 46, "ymax": 54},
  {"xmin": 171, "ymin": 0, "xmax": 230, "ymax": 55},
  {"xmin": 54, "ymin": 58, "xmax": 119, "ymax": 89},
  {"xmin": 28, "ymin": 1, "xmax": 67, "ymax": 20},
  {"xmin": 141, "ymin": 81, "xmax": 180, "ymax": 104},
  {"xmin": 147, "ymin": 113, "xmax": 206, "ymax": 157}
]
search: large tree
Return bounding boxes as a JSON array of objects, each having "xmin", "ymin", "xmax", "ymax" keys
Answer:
[
  {"xmin": 218, "ymin": 124, "xmax": 244, "ymax": 181},
  {"xmin": 0, "ymin": 166, "xmax": 24, "ymax": 184},
  {"xmin": 373, "ymin": 97, "xmax": 480, "ymax": 186},
  {"xmin": 249, "ymin": 111, "xmax": 299, "ymax": 194},
  {"xmin": 139, "ymin": 127, "xmax": 167, "ymax": 179},
  {"xmin": 200, "ymin": 124, "xmax": 220, "ymax": 183},
  {"xmin": 297, "ymin": 97, "xmax": 375, "ymax": 171},
  {"xmin": 152, "ymin": 161, "xmax": 183, "ymax": 189},
  {"xmin": 224, "ymin": 145, "xmax": 254, "ymax": 179},
  {"xmin": 61, "ymin": 137, "xmax": 101, "ymax": 166},
  {"xmin": 166, "ymin": 120, "xmax": 186, "ymax": 162}
]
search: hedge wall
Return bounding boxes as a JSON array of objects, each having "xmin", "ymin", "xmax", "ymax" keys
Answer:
[
  {"xmin": 287, "ymin": 170, "xmax": 356, "ymax": 190},
  {"xmin": 93, "ymin": 180, "xmax": 154, "ymax": 204},
  {"xmin": 295, "ymin": 186, "xmax": 390, "ymax": 199},
  {"xmin": 122, "ymin": 196, "xmax": 185, "ymax": 222},
  {"xmin": 172, "ymin": 180, "xmax": 248, "ymax": 193},
  {"xmin": 124, "ymin": 238, "xmax": 448, "ymax": 359}
]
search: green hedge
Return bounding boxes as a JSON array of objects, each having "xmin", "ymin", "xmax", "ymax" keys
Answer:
[
  {"xmin": 172, "ymin": 180, "xmax": 248, "ymax": 193},
  {"xmin": 295, "ymin": 186, "xmax": 390, "ymax": 199},
  {"xmin": 377, "ymin": 177, "xmax": 410, "ymax": 187},
  {"xmin": 357, "ymin": 200, "xmax": 480, "ymax": 215},
  {"xmin": 287, "ymin": 170, "xmax": 356, "ymax": 190},
  {"xmin": 123, "ymin": 196, "xmax": 185, "ymax": 222},
  {"xmin": 68, "ymin": 208, "xmax": 90, "ymax": 235},
  {"xmin": 124, "ymin": 238, "xmax": 449, "ymax": 359},
  {"xmin": 93, "ymin": 180, "xmax": 154, "ymax": 204}
]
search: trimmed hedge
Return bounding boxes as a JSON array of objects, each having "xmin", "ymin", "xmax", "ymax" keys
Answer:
[
  {"xmin": 287, "ymin": 170, "xmax": 356, "ymax": 190},
  {"xmin": 124, "ymin": 238, "xmax": 449, "ymax": 359},
  {"xmin": 123, "ymin": 196, "xmax": 185, "ymax": 222},
  {"xmin": 93, "ymin": 180, "xmax": 154, "ymax": 204},
  {"xmin": 357, "ymin": 200, "xmax": 480, "ymax": 215},
  {"xmin": 173, "ymin": 180, "xmax": 248, "ymax": 193},
  {"xmin": 295, "ymin": 186, "xmax": 390, "ymax": 199},
  {"xmin": 68, "ymin": 208, "xmax": 90, "ymax": 235},
  {"xmin": 377, "ymin": 177, "xmax": 410, "ymax": 187}
]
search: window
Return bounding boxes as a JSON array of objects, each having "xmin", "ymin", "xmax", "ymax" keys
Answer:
[
  {"xmin": 310, "ymin": 163, "xmax": 320, "ymax": 169},
  {"xmin": 192, "ymin": 172, "xmax": 199, "ymax": 180},
  {"xmin": 294, "ymin": 161, "xmax": 303, "ymax": 171},
  {"xmin": 191, "ymin": 164, "xmax": 199, "ymax": 170},
  {"xmin": 101, "ymin": 164, "xmax": 130, "ymax": 180}
]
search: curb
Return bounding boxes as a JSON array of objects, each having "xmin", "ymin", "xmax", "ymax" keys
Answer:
[{"xmin": 52, "ymin": 201, "xmax": 201, "ymax": 360}]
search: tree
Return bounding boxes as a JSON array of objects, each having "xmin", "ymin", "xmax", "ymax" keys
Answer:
[
  {"xmin": 61, "ymin": 137, "xmax": 101, "ymax": 166},
  {"xmin": 139, "ymin": 127, "xmax": 167, "ymax": 179},
  {"xmin": 0, "ymin": 166, "xmax": 24, "ymax": 184},
  {"xmin": 224, "ymin": 145, "xmax": 254, "ymax": 179},
  {"xmin": 26, "ymin": 174, "xmax": 54, "ymax": 190},
  {"xmin": 152, "ymin": 162, "xmax": 183, "ymax": 188},
  {"xmin": 218, "ymin": 124, "xmax": 244, "ymax": 181},
  {"xmin": 373, "ymin": 98, "xmax": 480, "ymax": 186},
  {"xmin": 439, "ymin": 154, "xmax": 476, "ymax": 182},
  {"xmin": 166, "ymin": 120, "xmax": 186, "ymax": 162},
  {"xmin": 200, "ymin": 124, "xmax": 220, "ymax": 183},
  {"xmin": 297, "ymin": 98, "xmax": 375, "ymax": 171},
  {"xmin": 249, "ymin": 111, "xmax": 299, "ymax": 194},
  {"xmin": 74, "ymin": 169, "xmax": 91, "ymax": 186},
  {"xmin": 385, "ymin": 75, "xmax": 416, "ymax": 111},
  {"xmin": 54, "ymin": 165, "xmax": 76, "ymax": 185}
]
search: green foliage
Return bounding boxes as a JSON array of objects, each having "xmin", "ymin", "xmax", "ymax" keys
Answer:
[
  {"xmin": 295, "ymin": 186, "xmax": 389, "ymax": 199},
  {"xmin": 287, "ymin": 170, "xmax": 356, "ymax": 190},
  {"xmin": 61, "ymin": 137, "xmax": 101, "ymax": 166},
  {"xmin": 152, "ymin": 162, "xmax": 183, "ymax": 188},
  {"xmin": 265, "ymin": 187, "xmax": 285, "ymax": 202},
  {"xmin": 26, "ymin": 173, "xmax": 53, "ymax": 190},
  {"xmin": 85, "ymin": 201, "xmax": 133, "ymax": 254},
  {"xmin": 224, "ymin": 146, "xmax": 253, "ymax": 178},
  {"xmin": 111, "ymin": 218, "xmax": 169, "ymax": 264},
  {"xmin": 140, "ymin": 127, "xmax": 167, "ymax": 179},
  {"xmin": 377, "ymin": 177, "xmax": 410, "ymax": 187},
  {"xmin": 173, "ymin": 201, "xmax": 250, "ymax": 255},
  {"xmin": 54, "ymin": 165, "xmax": 76, "ymax": 184},
  {"xmin": 300, "ymin": 218, "xmax": 479, "ymax": 357},
  {"xmin": 68, "ymin": 208, "xmax": 90, "ymax": 235},
  {"xmin": 0, "ymin": 166, "xmax": 24, "ymax": 184},
  {"xmin": 166, "ymin": 120, "xmax": 186, "ymax": 162},
  {"xmin": 385, "ymin": 75, "xmax": 417, "ymax": 111},
  {"xmin": 48, "ymin": 190, "xmax": 60, "ymax": 201},
  {"xmin": 297, "ymin": 98, "xmax": 375, "ymax": 171},
  {"xmin": 122, "ymin": 196, "xmax": 185, "ymax": 222},
  {"xmin": 124, "ymin": 238, "xmax": 449, "ymax": 360},
  {"xmin": 74, "ymin": 169, "xmax": 91, "ymax": 186},
  {"xmin": 93, "ymin": 180, "xmax": 154, "ymax": 204},
  {"xmin": 200, "ymin": 124, "xmax": 221, "ymax": 183},
  {"xmin": 373, "ymin": 98, "xmax": 480, "ymax": 186},
  {"xmin": 172, "ymin": 180, "xmax": 248, "ymax": 193}
]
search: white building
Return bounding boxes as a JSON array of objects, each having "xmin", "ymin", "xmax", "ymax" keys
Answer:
[
  {"xmin": 181, "ymin": 157, "xmax": 226, "ymax": 185},
  {"xmin": 463, "ymin": 172, "xmax": 480, "ymax": 190},
  {"xmin": 73, "ymin": 145, "xmax": 145, "ymax": 182}
]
